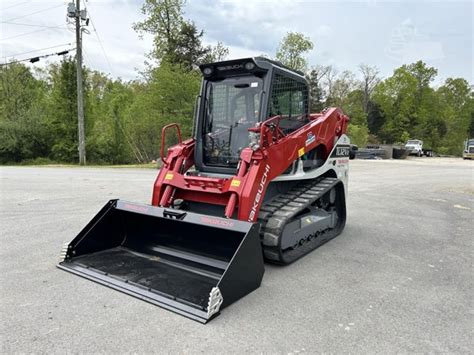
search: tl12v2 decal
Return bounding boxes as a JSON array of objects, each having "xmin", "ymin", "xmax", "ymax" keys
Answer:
[{"xmin": 330, "ymin": 144, "xmax": 350, "ymax": 158}]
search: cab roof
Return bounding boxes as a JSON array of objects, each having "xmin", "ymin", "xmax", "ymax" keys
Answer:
[{"xmin": 199, "ymin": 57, "xmax": 306, "ymax": 81}]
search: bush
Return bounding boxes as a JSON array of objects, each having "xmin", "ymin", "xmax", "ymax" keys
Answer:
[{"xmin": 347, "ymin": 124, "xmax": 368, "ymax": 147}]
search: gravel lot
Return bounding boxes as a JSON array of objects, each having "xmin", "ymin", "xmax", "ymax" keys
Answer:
[{"xmin": 1, "ymin": 158, "xmax": 473, "ymax": 353}]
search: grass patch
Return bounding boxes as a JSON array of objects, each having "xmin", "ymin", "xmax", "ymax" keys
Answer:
[{"xmin": 18, "ymin": 157, "xmax": 58, "ymax": 165}]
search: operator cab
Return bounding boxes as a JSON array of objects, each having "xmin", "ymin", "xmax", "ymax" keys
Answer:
[{"xmin": 195, "ymin": 57, "xmax": 309, "ymax": 175}]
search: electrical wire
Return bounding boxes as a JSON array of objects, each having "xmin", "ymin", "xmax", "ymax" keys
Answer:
[
  {"xmin": 81, "ymin": 1, "xmax": 115, "ymax": 76},
  {"xmin": 0, "ymin": 48, "xmax": 75, "ymax": 67},
  {"xmin": 3, "ymin": 43, "xmax": 73, "ymax": 59},
  {"xmin": 3, "ymin": 4, "xmax": 63, "ymax": 22},
  {"xmin": 82, "ymin": 50, "xmax": 98, "ymax": 70},
  {"xmin": 80, "ymin": 1, "xmax": 144, "ymax": 161},
  {"xmin": 1, "ymin": 1, "xmax": 31, "ymax": 11},
  {"xmin": 0, "ymin": 21, "xmax": 67, "ymax": 29},
  {"xmin": 0, "ymin": 26, "xmax": 68, "ymax": 41}
]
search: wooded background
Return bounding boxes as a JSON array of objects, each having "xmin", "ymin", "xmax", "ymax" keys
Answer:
[{"xmin": 1, "ymin": 0, "xmax": 472, "ymax": 164}]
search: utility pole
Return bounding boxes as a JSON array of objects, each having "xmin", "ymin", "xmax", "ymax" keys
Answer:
[{"xmin": 73, "ymin": 0, "xmax": 86, "ymax": 165}]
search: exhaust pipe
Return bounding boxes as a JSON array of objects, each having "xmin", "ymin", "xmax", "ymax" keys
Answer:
[{"xmin": 58, "ymin": 200, "xmax": 264, "ymax": 323}]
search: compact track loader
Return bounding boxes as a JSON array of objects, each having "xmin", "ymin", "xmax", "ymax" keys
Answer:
[{"xmin": 58, "ymin": 57, "xmax": 350, "ymax": 323}]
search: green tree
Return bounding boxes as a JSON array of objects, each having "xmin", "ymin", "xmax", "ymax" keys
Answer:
[
  {"xmin": 131, "ymin": 0, "xmax": 222, "ymax": 161},
  {"xmin": 134, "ymin": 0, "xmax": 185, "ymax": 63},
  {"xmin": 469, "ymin": 111, "xmax": 474, "ymax": 138},
  {"xmin": 316, "ymin": 69, "xmax": 370, "ymax": 147},
  {"xmin": 170, "ymin": 21, "xmax": 209, "ymax": 68},
  {"xmin": 202, "ymin": 41, "xmax": 229, "ymax": 64},
  {"xmin": 347, "ymin": 123, "xmax": 369, "ymax": 147},
  {"xmin": 359, "ymin": 64, "xmax": 380, "ymax": 113},
  {"xmin": 134, "ymin": 0, "xmax": 226, "ymax": 69},
  {"xmin": 276, "ymin": 32, "xmax": 314, "ymax": 72},
  {"xmin": 366, "ymin": 100, "xmax": 385, "ymax": 137},
  {"xmin": 326, "ymin": 71, "xmax": 356, "ymax": 108},
  {"xmin": 372, "ymin": 63, "xmax": 433, "ymax": 143},
  {"xmin": 436, "ymin": 78, "xmax": 473, "ymax": 154},
  {"xmin": 307, "ymin": 65, "xmax": 330, "ymax": 112},
  {"xmin": 0, "ymin": 63, "xmax": 49, "ymax": 162},
  {"xmin": 406, "ymin": 60, "xmax": 438, "ymax": 105},
  {"xmin": 84, "ymin": 71, "xmax": 136, "ymax": 164},
  {"xmin": 340, "ymin": 88, "xmax": 369, "ymax": 147},
  {"xmin": 125, "ymin": 61, "xmax": 201, "ymax": 161},
  {"xmin": 45, "ymin": 57, "xmax": 83, "ymax": 162},
  {"xmin": 371, "ymin": 61, "xmax": 473, "ymax": 154}
]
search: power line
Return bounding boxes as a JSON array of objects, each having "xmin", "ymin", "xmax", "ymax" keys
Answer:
[
  {"xmin": 0, "ymin": 26, "xmax": 68, "ymax": 41},
  {"xmin": 80, "ymin": 1, "xmax": 141, "ymax": 161},
  {"xmin": 4, "ymin": 4, "xmax": 63, "ymax": 22},
  {"xmin": 0, "ymin": 48, "xmax": 75, "ymax": 67},
  {"xmin": 1, "ymin": 1, "xmax": 31, "ymax": 11},
  {"xmin": 81, "ymin": 1, "xmax": 115, "ymax": 76},
  {"xmin": 82, "ymin": 50, "xmax": 91, "ymax": 66},
  {"xmin": 82, "ymin": 49, "xmax": 96, "ymax": 69},
  {"xmin": 0, "ymin": 21, "xmax": 67, "ymax": 29},
  {"xmin": 3, "ymin": 43, "xmax": 73, "ymax": 59}
]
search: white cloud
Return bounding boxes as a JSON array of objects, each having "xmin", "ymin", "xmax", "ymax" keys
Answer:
[
  {"xmin": 385, "ymin": 18, "xmax": 444, "ymax": 64},
  {"xmin": 316, "ymin": 25, "xmax": 333, "ymax": 38}
]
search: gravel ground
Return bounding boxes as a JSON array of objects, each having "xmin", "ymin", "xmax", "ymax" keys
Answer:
[{"xmin": 1, "ymin": 158, "xmax": 473, "ymax": 353}]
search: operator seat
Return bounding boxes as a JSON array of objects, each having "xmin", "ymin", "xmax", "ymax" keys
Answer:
[{"xmin": 229, "ymin": 122, "xmax": 253, "ymax": 161}]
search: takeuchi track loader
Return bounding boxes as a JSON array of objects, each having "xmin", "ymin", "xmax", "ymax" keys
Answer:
[{"xmin": 58, "ymin": 58, "xmax": 350, "ymax": 323}]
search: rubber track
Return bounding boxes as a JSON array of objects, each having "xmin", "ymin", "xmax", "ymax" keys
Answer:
[{"xmin": 257, "ymin": 177, "xmax": 342, "ymax": 264}]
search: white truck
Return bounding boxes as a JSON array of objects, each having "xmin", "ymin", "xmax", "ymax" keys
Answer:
[
  {"xmin": 463, "ymin": 138, "xmax": 474, "ymax": 160},
  {"xmin": 405, "ymin": 139, "xmax": 433, "ymax": 157}
]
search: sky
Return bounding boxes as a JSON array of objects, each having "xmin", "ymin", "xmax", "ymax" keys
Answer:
[{"xmin": 1, "ymin": 0, "xmax": 472, "ymax": 85}]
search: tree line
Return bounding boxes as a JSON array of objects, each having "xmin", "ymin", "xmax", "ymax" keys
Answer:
[
  {"xmin": 276, "ymin": 32, "xmax": 473, "ymax": 152},
  {"xmin": 1, "ymin": 0, "xmax": 472, "ymax": 164}
]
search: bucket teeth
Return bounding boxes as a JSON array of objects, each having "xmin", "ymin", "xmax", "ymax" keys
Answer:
[
  {"xmin": 207, "ymin": 287, "xmax": 223, "ymax": 318},
  {"xmin": 59, "ymin": 242, "xmax": 69, "ymax": 262}
]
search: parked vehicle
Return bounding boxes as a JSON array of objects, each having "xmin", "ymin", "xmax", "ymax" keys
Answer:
[
  {"xmin": 463, "ymin": 138, "xmax": 474, "ymax": 160},
  {"xmin": 405, "ymin": 139, "xmax": 433, "ymax": 157}
]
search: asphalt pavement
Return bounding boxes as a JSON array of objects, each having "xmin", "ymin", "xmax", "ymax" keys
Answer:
[{"xmin": 1, "ymin": 158, "xmax": 472, "ymax": 353}]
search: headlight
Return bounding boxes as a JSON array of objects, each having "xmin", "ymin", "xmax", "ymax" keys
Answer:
[
  {"xmin": 203, "ymin": 67, "xmax": 213, "ymax": 75},
  {"xmin": 244, "ymin": 62, "xmax": 255, "ymax": 70}
]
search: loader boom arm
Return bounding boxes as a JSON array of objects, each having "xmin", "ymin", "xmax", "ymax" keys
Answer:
[{"xmin": 152, "ymin": 107, "xmax": 349, "ymax": 222}]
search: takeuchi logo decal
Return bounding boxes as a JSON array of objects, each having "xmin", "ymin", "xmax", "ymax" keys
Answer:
[
  {"xmin": 201, "ymin": 216, "xmax": 235, "ymax": 228},
  {"xmin": 123, "ymin": 203, "xmax": 149, "ymax": 213},
  {"xmin": 217, "ymin": 64, "xmax": 243, "ymax": 71},
  {"xmin": 248, "ymin": 164, "xmax": 270, "ymax": 222}
]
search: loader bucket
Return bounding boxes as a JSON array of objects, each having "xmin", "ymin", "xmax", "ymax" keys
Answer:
[{"xmin": 57, "ymin": 200, "xmax": 264, "ymax": 323}]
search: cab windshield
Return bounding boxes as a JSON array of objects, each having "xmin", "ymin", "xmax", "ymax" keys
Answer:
[{"xmin": 202, "ymin": 76, "xmax": 262, "ymax": 167}]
